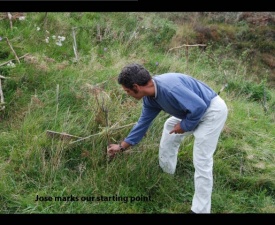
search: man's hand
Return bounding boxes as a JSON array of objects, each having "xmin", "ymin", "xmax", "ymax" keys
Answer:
[
  {"xmin": 169, "ymin": 122, "xmax": 185, "ymax": 134},
  {"xmin": 107, "ymin": 144, "xmax": 122, "ymax": 158}
]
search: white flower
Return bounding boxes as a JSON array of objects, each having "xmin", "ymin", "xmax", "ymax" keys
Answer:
[
  {"xmin": 7, "ymin": 62, "xmax": 16, "ymax": 68},
  {"xmin": 45, "ymin": 37, "xmax": 49, "ymax": 43},
  {"xmin": 36, "ymin": 27, "xmax": 40, "ymax": 31},
  {"xmin": 58, "ymin": 36, "xmax": 66, "ymax": 42},
  {"xmin": 56, "ymin": 41, "xmax": 62, "ymax": 46},
  {"xmin": 19, "ymin": 16, "xmax": 25, "ymax": 21},
  {"xmin": 52, "ymin": 35, "xmax": 56, "ymax": 39}
]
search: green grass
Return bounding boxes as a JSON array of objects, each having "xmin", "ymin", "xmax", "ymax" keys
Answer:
[{"xmin": 0, "ymin": 12, "xmax": 275, "ymax": 214}]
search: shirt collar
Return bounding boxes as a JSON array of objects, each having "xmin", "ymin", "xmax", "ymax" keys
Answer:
[{"xmin": 152, "ymin": 79, "xmax": 157, "ymax": 98}]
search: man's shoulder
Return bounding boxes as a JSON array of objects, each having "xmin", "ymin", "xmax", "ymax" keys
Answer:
[
  {"xmin": 154, "ymin": 72, "xmax": 187, "ymax": 79},
  {"xmin": 153, "ymin": 73, "xmax": 188, "ymax": 84}
]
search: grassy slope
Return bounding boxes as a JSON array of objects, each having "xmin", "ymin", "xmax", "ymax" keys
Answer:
[{"xmin": 0, "ymin": 12, "xmax": 274, "ymax": 213}]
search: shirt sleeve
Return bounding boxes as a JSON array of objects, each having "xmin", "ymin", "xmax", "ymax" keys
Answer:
[
  {"xmin": 170, "ymin": 85, "xmax": 208, "ymax": 131},
  {"xmin": 124, "ymin": 100, "xmax": 161, "ymax": 145}
]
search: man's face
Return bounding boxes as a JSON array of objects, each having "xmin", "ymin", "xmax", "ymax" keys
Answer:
[{"xmin": 122, "ymin": 85, "xmax": 143, "ymax": 100}]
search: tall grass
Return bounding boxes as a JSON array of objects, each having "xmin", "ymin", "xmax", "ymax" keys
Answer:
[{"xmin": 0, "ymin": 12, "xmax": 274, "ymax": 213}]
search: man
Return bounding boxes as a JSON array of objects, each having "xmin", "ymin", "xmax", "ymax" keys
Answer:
[{"xmin": 107, "ymin": 63, "xmax": 228, "ymax": 213}]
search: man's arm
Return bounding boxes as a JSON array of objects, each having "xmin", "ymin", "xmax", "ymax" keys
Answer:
[{"xmin": 107, "ymin": 103, "xmax": 161, "ymax": 157}]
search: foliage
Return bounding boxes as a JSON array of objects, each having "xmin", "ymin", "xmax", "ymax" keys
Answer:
[{"xmin": 0, "ymin": 12, "xmax": 274, "ymax": 214}]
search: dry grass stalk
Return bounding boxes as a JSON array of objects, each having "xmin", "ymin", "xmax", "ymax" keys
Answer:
[
  {"xmin": 69, "ymin": 122, "xmax": 136, "ymax": 144},
  {"xmin": 97, "ymin": 24, "xmax": 102, "ymax": 41},
  {"xmin": 46, "ymin": 130, "xmax": 82, "ymax": 141},
  {"xmin": 167, "ymin": 44, "xmax": 207, "ymax": 69},
  {"xmin": 42, "ymin": 12, "xmax": 48, "ymax": 27},
  {"xmin": 0, "ymin": 78, "xmax": 5, "ymax": 111},
  {"xmin": 167, "ymin": 44, "xmax": 207, "ymax": 52},
  {"xmin": 72, "ymin": 27, "xmax": 78, "ymax": 61}
]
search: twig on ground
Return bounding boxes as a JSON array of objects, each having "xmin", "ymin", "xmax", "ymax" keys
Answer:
[
  {"xmin": 6, "ymin": 37, "xmax": 20, "ymax": 64},
  {"xmin": 46, "ymin": 130, "xmax": 82, "ymax": 141},
  {"xmin": 72, "ymin": 27, "xmax": 78, "ymax": 61},
  {"xmin": 167, "ymin": 44, "xmax": 207, "ymax": 52},
  {"xmin": 7, "ymin": 12, "xmax": 12, "ymax": 29},
  {"xmin": 0, "ymin": 78, "xmax": 5, "ymax": 111},
  {"xmin": 0, "ymin": 75, "xmax": 7, "ymax": 79},
  {"xmin": 0, "ymin": 53, "xmax": 29, "ymax": 67},
  {"xmin": 69, "ymin": 122, "xmax": 136, "ymax": 144}
]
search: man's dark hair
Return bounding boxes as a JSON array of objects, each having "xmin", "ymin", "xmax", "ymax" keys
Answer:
[{"xmin": 118, "ymin": 63, "xmax": 151, "ymax": 89}]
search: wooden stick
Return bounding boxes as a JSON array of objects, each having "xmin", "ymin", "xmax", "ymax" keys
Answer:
[
  {"xmin": 72, "ymin": 27, "xmax": 78, "ymax": 61},
  {"xmin": 0, "ymin": 53, "xmax": 29, "ymax": 67},
  {"xmin": 168, "ymin": 44, "xmax": 207, "ymax": 52},
  {"xmin": 46, "ymin": 122, "xmax": 136, "ymax": 143},
  {"xmin": 69, "ymin": 122, "xmax": 136, "ymax": 144},
  {"xmin": 0, "ymin": 79, "xmax": 5, "ymax": 110},
  {"xmin": 46, "ymin": 130, "xmax": 82, "ymax": 140},
  {"xmin": 7, "ymin": 12, "xmax": 12, "ymax": 29},
  {"xmin": 0, "ymin": 75, "xmax": 7, "ymax": 79},
  {"xmin": 6, "ymin": 37, "xmax": 20, "ymax": 64}
]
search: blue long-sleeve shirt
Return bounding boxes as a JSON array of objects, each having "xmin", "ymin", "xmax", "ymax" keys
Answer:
[{"xmin": 124, "ymin": 73, "xmax": 217, "ymax": 145}]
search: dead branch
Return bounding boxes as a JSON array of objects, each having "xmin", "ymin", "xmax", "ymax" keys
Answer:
[
  {"xmin": 167, "ymin": 44, "xmax": 207, "ymax": 70},
  {"xmin": 0, "ymin": 53, "xmax": 29, "ymax": 67},
  {"xmin": 46, "ymin": 130, "xmax": 82, "ymax": 141},
  {"xmin": 6, "ymin": 37, "xmax": 20, "ymax": 64},
  {"xmin": 0, "ymin": 79, "xmax": 5, "ymax": 111},
  {"xmin": 168, "ymin": 44, "xmax": 207, "ymax": 52},
  {"xmin": 46, "ymin": 123, "xmax": 136, "ymax": 143},
  {"xmin": 7, "ymin": 12, "xmax": 12, "ymax": 29},
  {"xmin": 69, "ymin": 122, "xmax": 136, "ymax": 144},
  {"xmin": 72, "ymin": 27, "xmax": 78, "ymax": 61}
]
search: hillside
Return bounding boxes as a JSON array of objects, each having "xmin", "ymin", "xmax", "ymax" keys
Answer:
[{"xmin": 0, "ymin": 12, "xmax": 274, "ymax": 213}]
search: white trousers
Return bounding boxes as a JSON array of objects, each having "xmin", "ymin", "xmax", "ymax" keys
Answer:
[{"xmin": 159, "ymin": 95, "xmax": 228, "ymax": 213}]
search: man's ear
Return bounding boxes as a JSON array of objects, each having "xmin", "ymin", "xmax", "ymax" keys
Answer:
[
  {"xmin": 132, "ymin": 84, "xmax": 139, "ymax": 90},
  {"xmin": 132, "ymin": 84, "xmax": 139, "ymax": 93}
]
